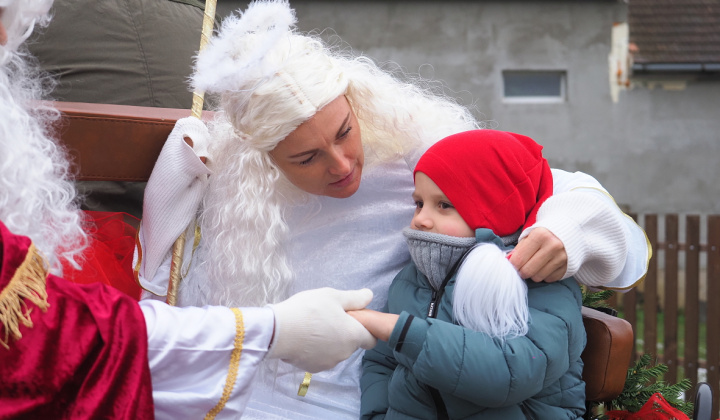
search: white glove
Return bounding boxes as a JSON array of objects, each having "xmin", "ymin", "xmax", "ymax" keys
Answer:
[
  {"xmin": 136, "ymin": 117, "xmax": 212, "ymax": 295},
  {"xmin": 267, "ymin": 287, "xmax": 377, "ymax": 373}
]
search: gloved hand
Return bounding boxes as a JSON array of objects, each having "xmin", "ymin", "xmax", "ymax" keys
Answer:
[{"xmin": 267, "ymin": 287, "xmax": 377, "ymax": 373}]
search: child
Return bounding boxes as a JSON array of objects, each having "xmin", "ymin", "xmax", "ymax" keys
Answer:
[{"xmin": 351, "ymin": 130, "xmax": 586, "ymax": 419}]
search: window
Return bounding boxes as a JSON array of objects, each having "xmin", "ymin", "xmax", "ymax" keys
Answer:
[{"xmin": 502, "ymin": 70, "xmax": 566, "ymax": 103}]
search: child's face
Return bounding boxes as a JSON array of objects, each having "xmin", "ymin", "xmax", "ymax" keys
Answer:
[{"xmin": 411, "ymin": 172, "xmax": 474, "ymax": 238}]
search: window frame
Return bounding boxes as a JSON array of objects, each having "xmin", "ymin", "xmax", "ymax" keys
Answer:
[{"xmin": 502, "ymin": 70, "xmax": 567, "ymax": 104}]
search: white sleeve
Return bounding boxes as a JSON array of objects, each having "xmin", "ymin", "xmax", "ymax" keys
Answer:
[
  {"xmin": 139, "ymin": 300, "xmax": 274, "ymax": 420},
  {"xmin": 135, "ymin": 210, "xmax": 197, "ymax": 301},
  {"xmin": 519, "ymin": 169, "xmax": 649, "ymax": 290},
  {"xmin": 135, "ymin": 233, "xmax": 179, "ymax": 302},
  {"xmin": 133, "ymin": 117, "xmax": 211, "ymax": 297}
]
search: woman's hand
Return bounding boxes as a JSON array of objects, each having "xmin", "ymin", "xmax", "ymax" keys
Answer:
[
  {"xmin": 509, "ymin": 227, "xmax": 568, "ymax": 283},
  {"xmin": 267, "ymin": 288, "xmax": 377, "ymax": 373},
  {"xmin": 348, "ymin": 309, "xmax": 399, "ymax": 342}
]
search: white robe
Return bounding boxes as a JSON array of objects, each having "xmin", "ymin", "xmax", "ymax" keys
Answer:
[{"xmin": 140, "ymin": 302, "xmax": 273, "ymax": 420}]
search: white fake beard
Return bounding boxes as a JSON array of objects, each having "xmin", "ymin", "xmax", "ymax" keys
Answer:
[
  {"xmin": 0, "ymin": 47, "xmax": 86, "ymax": 272},
  {"xmin": 453, "ymin": 243, "xmax": 529, "ymax": 339}
]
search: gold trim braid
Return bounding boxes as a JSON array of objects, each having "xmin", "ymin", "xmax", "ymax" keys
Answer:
[
  {"xmin": 204, "ymin": 307, "xmax": 245, "ymax": 420},
  {"xmin": 0, "ymin": 244, "xmax": 49, "ymax": 350}
]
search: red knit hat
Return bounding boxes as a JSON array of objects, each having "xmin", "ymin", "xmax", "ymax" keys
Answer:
[{"xmin": 414, "ymin": 130, "xmax": 553, "ymax": 237}]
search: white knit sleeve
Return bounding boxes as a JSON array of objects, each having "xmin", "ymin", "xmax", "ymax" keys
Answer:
[{"xmin": 520, "ymin": 169, "xmax": 649, "ymax": 290}]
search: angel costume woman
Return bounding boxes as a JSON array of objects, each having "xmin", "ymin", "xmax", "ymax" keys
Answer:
[{"xmin": 136, "ymin": 1, "xmax": 649, "ymax": 418}]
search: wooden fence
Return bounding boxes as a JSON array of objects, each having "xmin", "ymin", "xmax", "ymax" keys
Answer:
[{"xmin": 606, "ymin": 214, "xmax": 720, "ymax": 418}]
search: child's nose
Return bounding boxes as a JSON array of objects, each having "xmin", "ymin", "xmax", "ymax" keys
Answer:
[{"xmin": 411, "ymin": 211, "xmax": 433, "ymax": 231}]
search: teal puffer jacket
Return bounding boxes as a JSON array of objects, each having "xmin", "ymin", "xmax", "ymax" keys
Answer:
[{"xmin": 361, "ymin": 235, "xmax": 586, "ymax": 419}]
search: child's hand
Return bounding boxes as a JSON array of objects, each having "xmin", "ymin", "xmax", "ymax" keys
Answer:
[{"xmin": 348, "ymin": 309, "xmax": 400, "ymax": 342}]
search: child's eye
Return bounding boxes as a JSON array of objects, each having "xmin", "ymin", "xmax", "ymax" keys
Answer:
[
  {"xmin": 414, "ymin": 200, "xmax": 424, "ymax": 209},
  {"xmin": 439, "ymin": 202, "xmax": 454, "ymax": 210}
]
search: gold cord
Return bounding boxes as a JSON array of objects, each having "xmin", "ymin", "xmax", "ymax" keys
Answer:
[{"xmin": 205, "ymin": 308, "xmax": 245, "ymax": 419}]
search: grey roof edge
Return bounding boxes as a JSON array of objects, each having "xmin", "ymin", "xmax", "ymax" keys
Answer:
[{"xmin": 632, "ymin": 63, "xmax": 720, "ymax": 72}]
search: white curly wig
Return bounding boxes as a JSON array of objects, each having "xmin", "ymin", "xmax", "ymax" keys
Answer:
[
  {"xmin": 186, "ymin": 0, "xmax": 480, "ymax": 306},
  {"xmin": 0, "ymin": 0, "xmax": 88, "ymax": 272}
]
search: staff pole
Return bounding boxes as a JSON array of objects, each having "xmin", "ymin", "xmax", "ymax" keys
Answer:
[{"xmin": 166, "ymin": 0, "xmax": 217, "ymax": 306}]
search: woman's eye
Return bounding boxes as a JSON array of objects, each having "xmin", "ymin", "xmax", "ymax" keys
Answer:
[
  {"xmin": 338, "ymin": 126, "xmax": 352, "ymax": 139},
  {"xmin": 439, "ymin": 202, "xmax": 454, "ymax": 210},
  {"xmin": 298, "ymin": 155, "xmax": 315, "ymax": 166}
]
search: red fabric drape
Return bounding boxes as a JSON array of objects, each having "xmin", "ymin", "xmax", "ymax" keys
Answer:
[
  {"xmin": 61, "ymin": 211, "xmax": 142, "ymax": 300},
  {"xmin": 604, "ymin": 393, "xmax": 689, "ymax": 420},
  {"xmin": 0, "ymin": 221, "xmax": 154, "ymax": 419}
]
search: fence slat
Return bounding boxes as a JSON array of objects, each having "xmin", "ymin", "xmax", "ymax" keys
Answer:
[
  {"xmin": 606, "ymin": 290, "xmax": 618, "ymax": 311},
  {"xmin": 664, "ymin": 214, "xmax": 679, "ymax": 382},
  {"xmin": 644, "ymin": 214, "xmax": 658, "ymax": 356},
  {"xmin": 684, "ymin": 215, "xmax": 700, "ymax": 387},
  {"xmin": 706, "ymin": 216, "xmax": 720, "ymax": 418},
  {"xmin": 623, "ymin": 288, "xmax": 638, "ymax": 360},
  {"xmin": 624, "ymin": 213, "xmax": 639, "ymax": 360},
  {"xmin": 622, "ymin": 214, "xmax": 720, "ymax": 416}
]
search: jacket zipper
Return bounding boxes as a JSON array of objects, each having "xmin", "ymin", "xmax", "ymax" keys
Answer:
[{"xmin": 425, "ymin": 246, "xmax": 476, "ymax": 419}]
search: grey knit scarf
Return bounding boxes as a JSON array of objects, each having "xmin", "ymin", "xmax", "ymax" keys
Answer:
[{"xmin": 403, "ymin": 228, "xmax": 476, "ymax": 291}]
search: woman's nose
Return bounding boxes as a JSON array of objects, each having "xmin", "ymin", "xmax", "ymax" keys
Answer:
[{"xmin": 327, "ymin": 147, "xmax": 352, "ymax": 175}]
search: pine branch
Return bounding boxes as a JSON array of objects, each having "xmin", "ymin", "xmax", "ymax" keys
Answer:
[
  {"xmin": 579, "ymin": 289, "xmax": 693, "ymax": 417},
  {"xmin": 606, "ymin": 354, "xmax": 694, "ymax": 416},
  {"xmin": 581, "ymin": 286, "xmax": 615, "ymax": 309}
]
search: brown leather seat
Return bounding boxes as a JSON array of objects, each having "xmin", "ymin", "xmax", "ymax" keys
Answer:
[
  {"xmin": 581, "ymin": 306, "xmax": 634, "ymax": 402},
  {"xmin": 54, "ymin": 101, "xmax": 213, "ymax": 182}
]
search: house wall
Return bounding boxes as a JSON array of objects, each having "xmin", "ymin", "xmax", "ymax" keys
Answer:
[{"xmin": 216, "ymin": 1, "xmax": 720, "ymax": 215}]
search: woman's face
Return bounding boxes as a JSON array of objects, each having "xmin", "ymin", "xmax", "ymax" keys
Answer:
[{"xmin": 270, "ymin": 95, "xmax": 364, "ymax": 199}]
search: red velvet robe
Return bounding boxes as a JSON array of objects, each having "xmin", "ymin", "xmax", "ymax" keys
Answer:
[{"xmin": 0, "ymin": 221, "xmax": 154, "ymax": 419}]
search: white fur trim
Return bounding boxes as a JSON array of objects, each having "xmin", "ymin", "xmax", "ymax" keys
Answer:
[{"xmin": 192, "ymin": 0, "xmax": 296, "ymax": 94}]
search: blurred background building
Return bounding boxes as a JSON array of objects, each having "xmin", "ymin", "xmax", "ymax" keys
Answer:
[{"xmin": 214, "ymin": 0, "xmax": 720, "ymax": 218}]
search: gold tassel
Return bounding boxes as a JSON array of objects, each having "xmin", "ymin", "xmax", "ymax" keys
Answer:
[{"xmin": 0, "ymin": 244, "xmax": 49, "ymax": 349}]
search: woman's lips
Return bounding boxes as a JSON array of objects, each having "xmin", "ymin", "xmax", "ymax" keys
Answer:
[{"xmin": 330, "ymin": 168, "xmax": 355, "ymax": 188}]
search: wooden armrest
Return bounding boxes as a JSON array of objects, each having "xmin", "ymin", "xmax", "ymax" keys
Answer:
[
  {"xmin": 581, "ymin": 306, "xmax": 634, "ymax": 402},
  {"xmin": 53, "ymin": 101, "xmax": 214, "ymax": 182}
]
